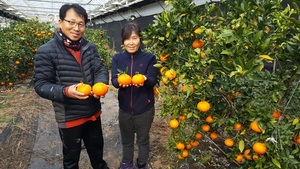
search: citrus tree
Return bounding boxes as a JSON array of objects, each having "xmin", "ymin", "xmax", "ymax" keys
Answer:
[
  {"xmin": 0, "ymin": 19, "xmax": 53, "ymax": 86},
  {"xmin": 142, "ymin": 0, "xmax": 300, "ymax": 168},
  {"xmin": 84, "ymin": 28, "xmax": 115, "ymax": 69},
  {"xmin": 0, "ymin": 20, "xmax": 113, "ymax": 87}
]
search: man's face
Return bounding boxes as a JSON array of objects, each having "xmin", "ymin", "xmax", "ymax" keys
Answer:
[{"xmin": 59, "ymin": 8, "xmax": 85, "ymax": 41}]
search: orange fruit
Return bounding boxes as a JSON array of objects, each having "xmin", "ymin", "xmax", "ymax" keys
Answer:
[
  {"xmin": 210, "ymin": 132, "xmax": 218, "ymax": 140},
  {"xmin": 200, "ymin": 51, "xmax": 205, "ymax": 59},
  {"xmin": 201, "ymin": 124, "xmax": 210, "ymax": 132},
  {"xmin": 8, "ymin": 82, "xmax": 13, "ymax": 86},
  {"xmin": 132, "ymin": 73, "xmax": 145, "ymax": 85},
  {"xmin": 185, "ymin": 143, "xmax": 192, "ymax": 150},
  {"xmin": 271, "ymin": 110, "xmax": 281, "ymax": 119},
  {"xmin": 224, "ymin": 138, "xmax": 234, "ymax": 147},
  {"xmin": 159, "ymin": 66, "xmax": 167, "ymax": 75},
  {"xmin": 235, "ymin": 154, "xmax": 244, "ymax": 163},
  {"xmin": 195, "ymin": 132, "xmax": 202, "ymax": 140},
  {"xmin": 15, "ymin": 60, "xmax": 20, "ymax": 65},
  {"xmin": 164, "ymin": 69, "xmax": 177, "ymax": 80},
  {"xmin": 243, "ymin": 149, "xmax": 252, "ymax": 160},
  {"xmin": 205, "ymin": 115, "xmax": 214, "ymax": 123},
  {"xmin": 117, "ymin": 73, "xmax": 132, "ymax": 86},
  {"xmin": 190, "ymin": 140, "xmax": 199, "ymax": 147},
  {"xmin": 1, "ymin": 81, "xmax": 5, "ymax": 86},
  {"xmin": 178, "ymin": 115, "xmax": 186, "ymax": 121},
  {"xmin": 250, "ymin": 121, "xmax": 262, "ymax": 133},
  {"xmin": 293, "ymin": 134, "xmax": 300, "ymax": 144},
  {"xmin": 153, "ymin": 87, "xmax": 159, "ymax": 96},
  {"xmin": 169, "ymin": 119, "xmax": 179, "ymax": 129},
  {"xmin": 176, "ymin": 142, "xmax": 185, "ymax": 150},
  {"xmin": 252, "ymin": 154, "xmax": 260, "ymax": 160},
  {"xmin": 160, "ymin": 53, "xmax": 169, "ymax": 62},
  {"xmin": 197, "ymin": 101, "xmax": 211, "ymax": 112},
  {"xmin": 92, "ymin": 82, "xmax": 108, "ymax": 96},
  {"xmin": 162, "ymin": 76, "xmax": 168, "ymax": 84},
  {"xmin": 181, "ymin": 149, "xmax": 189, "ymax": 158},
  {"xmin": 252, "ymin": 142, "xmax": 267, "ymax": 155},
  {"xmin": 182, "ymin": 84, "xmax": 194, "ymax": 93},
  {"xmin": 76, "ymin": 83, "xmax": 92, "ymax": 96},
  {"xmin": 234, "ymin": 122, "xmax": 243, "ymax": 131},
  {"xmin": 177, "ymin": 154, "xmax": 184, "ymax": 160},
  {"xmin": 192, "ymin": 39, "xmax": 205, "ymax": 49}
]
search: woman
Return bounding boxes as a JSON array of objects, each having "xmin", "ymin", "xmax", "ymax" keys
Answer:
[{"xmin": 111, "ymin": 22, "xmax": 158, "ymax": 169}]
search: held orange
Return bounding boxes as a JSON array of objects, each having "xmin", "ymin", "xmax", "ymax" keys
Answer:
[
  {"xmin": 117, "ymin": 73, "xmax": 132, "ymax": 86},
  {"xmin": 132, "ymin": 73, "xmax": 145, "ymax": 85},
  {"xmin": 197, "ymin": 101, "xmax": 211, "ymax": 112},
  {"xmin": 76, "ymin": 83, "xmax": 92, "ymax": 96},
  {"xmin": 92, "ymin": 82, "xmax": 108, "ymax": 96},
  {"xmin": 252, "ymin": 142, "xmax": 267, "ymax": 155}
]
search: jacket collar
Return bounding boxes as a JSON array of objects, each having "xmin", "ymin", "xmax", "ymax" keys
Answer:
[{"xmin": 124, "ymin": 48, "xmax": 142, "ymax": 57}]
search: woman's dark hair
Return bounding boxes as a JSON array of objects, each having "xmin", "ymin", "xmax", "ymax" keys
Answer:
[
  {"xmin": 59, "ymin": 4, "xmax": 88, "ymax": 24},
  {"xmin": 121, "ymin": 22, "xmax": 141, "ymax": 43}
]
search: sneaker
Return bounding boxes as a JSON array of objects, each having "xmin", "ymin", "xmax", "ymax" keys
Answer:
[
  {"xmin": 119, "ymin": 161, "xmax": 134, "ymax": 169},
  {"xmin": 135, "ymin": 159, "xmax": 147, "ymax": 169}
]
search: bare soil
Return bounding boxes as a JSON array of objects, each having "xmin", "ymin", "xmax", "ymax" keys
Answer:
[
  {"xmin": 0, "ymin": 77, "xmax": 237, "ymax": 169},
  {"xmin": 0, "ymin": 78, "xmax": 173, "ymax": 169}
]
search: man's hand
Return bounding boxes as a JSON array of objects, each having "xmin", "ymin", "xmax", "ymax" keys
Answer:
[{"xmin": 67, "ymin": 83, "xmax": 89, "ymax": 99}]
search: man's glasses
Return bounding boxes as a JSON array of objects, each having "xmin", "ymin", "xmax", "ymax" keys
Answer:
[{"xmin": 63, "ymin": 19, "xmax": 85, "ymax": 28}]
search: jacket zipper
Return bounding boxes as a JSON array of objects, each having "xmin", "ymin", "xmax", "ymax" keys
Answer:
[{"xmin": 130, "ymin": 55, "xmax": 134, "ymax": 114}]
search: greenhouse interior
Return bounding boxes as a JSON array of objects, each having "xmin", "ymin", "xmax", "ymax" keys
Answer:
[{"xmin": 0, "ymin": 0, "xmax": 299, "ymax": 169}]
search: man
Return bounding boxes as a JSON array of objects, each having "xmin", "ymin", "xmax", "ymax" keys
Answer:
[{"xmin": 33, "ymin": 4, "xmax": 109, "ymax": 169}]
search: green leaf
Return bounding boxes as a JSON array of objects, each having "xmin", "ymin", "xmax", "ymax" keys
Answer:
[
  {"xmin": 158, "ymin": 37, "xmax": 165, "ymax": 41},
  {"xmin": 217, "ymin": 29, "xmax": 234, "ymax": 38},
  {"xmin": 271, "ymin": 158, "xmax": 281, "ymax": 168},
  {"xmin": 187, "ymin": 113, "xmax": 193, "ymax": 119},
  {"xmin": 221, "ymin": 50, "xmax": 233, "ymax": 56},
  {"xmin": 153, "ymin": 63, "xmax": 163, "ymax": 68},
  {"xmin": 238, "ymin": 140, "xmax": 245, "ymax": 153}
]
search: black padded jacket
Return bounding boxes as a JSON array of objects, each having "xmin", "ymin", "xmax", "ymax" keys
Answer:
[
  {"xmin": 33, "ymin": 32, "xmax": 108, "ymax": 123},
  {"xmin": 111, "ymin": 49, "xmax": 158, "ymax": 114}
]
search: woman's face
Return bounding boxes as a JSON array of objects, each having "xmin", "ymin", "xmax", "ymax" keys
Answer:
[
  {"xmin": 123, "ymin": 32, "xmax": 140, "ymax": 54},
  {"xmin": 59, "ymin": 8, "xmax": 85, "ymax": 41}
]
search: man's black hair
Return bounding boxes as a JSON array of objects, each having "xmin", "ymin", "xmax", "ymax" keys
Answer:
[{"xmin": 59, "ymin": 4, "xmax": 88, "ymax": 24}]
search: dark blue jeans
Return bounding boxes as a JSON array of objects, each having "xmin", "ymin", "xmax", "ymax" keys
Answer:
[
  {"xmin": 119, "ymin": 107, "xmax": 155, "ymax": 165},
  {"xmin": 58, "ymin": 117, "xmax": 108, "ymax": 169}
]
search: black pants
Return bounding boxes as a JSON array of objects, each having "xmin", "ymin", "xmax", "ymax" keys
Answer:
[
  {"xmin": 58, "ymin": 117, "xmax": 108, "ymax": 169},
  {"xmin": 119, "ymin": 107, "xmax": 155, "ymax": 165}
]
